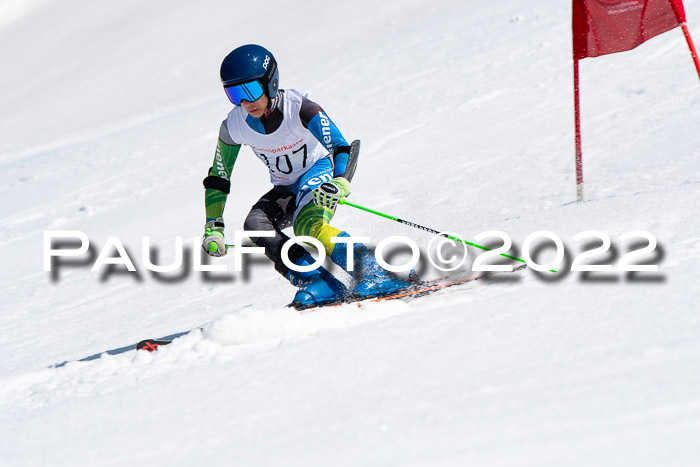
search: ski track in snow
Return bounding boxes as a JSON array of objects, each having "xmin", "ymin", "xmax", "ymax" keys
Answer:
[
  {"xmin": 1, "ymin": 272, "xmax": 524, "ymax": 412},
  {"xmin": 0, "ymin": 302, "xmax": 411, "ymax": 410}
]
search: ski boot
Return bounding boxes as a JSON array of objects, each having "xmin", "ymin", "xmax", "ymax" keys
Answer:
[
  {"xmin": 330, "ymin": 232, "xmax": 412, "ymax": 298},
  {"xmin": 287, "ymin": 253, "xmax": 348, "ymax": 308}
]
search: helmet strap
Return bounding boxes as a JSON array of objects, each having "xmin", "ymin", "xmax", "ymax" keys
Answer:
[{"xmin": 265, "ymin": 93, "xmax": 280, "ymax": 117}]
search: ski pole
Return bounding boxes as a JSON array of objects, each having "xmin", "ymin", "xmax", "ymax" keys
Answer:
[
  {"xmin": 338, "ymin": 198, "xmax": 555, "ymax": 272},
  {"xmin": 204, "ymin": 242, "xmax": 236, "ymax": 254}
]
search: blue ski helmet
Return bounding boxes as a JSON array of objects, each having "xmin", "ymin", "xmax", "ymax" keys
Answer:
[{"xmin": 220, "ymin": 44, "xmax": 279, "ymax": 100}]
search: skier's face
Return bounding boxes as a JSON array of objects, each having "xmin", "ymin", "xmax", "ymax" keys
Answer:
[{"xmin": 240, "ymin": 93, "xmax": 269, "ymax": 118}]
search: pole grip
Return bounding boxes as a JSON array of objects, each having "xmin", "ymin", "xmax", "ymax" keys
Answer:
[{"xmin": 343, "ymin": 140, "xmax": 361, "ymax": 182}]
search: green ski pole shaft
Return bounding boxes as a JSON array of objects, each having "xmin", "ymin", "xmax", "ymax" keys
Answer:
[
  {"xmin": 204, "ymin": 242, "xmax": 236, "ymax": 254},
  {"xmin": 338, "ymin": 198, "xmax": 555, "ymax": 272}
]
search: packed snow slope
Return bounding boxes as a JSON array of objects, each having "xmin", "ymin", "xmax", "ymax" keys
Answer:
[{"xmin": 1, "ymin": 0, "xmax": 700, "ymax": 465}]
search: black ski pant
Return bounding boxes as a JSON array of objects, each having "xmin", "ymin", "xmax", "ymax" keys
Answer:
[{"xmin": 243, "ymin": 186, "xmax": 310, "ymax": 277}]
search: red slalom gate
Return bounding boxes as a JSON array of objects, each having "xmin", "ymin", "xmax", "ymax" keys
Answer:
[{"xmin": 571, "ymin": 0, "xmax": 699, "ymax": 203}]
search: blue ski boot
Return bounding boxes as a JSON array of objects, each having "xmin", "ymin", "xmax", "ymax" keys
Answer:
[
  {"xmin": 287, "ymin": 253, "xmax": 348, "ymax": 308},
  {"xmin": 330, "ymin": 232, "xmax": 412, "ymax": 298}
]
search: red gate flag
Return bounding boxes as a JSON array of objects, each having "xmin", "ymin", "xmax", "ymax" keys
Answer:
[
  {"xmin": 570, "ymin": 0, "xmax": 699, "ymax": 202},
  {"xmin": 573, "ymin": 0, "xmax": 686, "ymax": 59}
]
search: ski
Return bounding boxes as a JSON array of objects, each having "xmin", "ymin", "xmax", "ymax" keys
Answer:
[
  {"xmin": 136, "ymin": 339, "xmax": 174, "ymax": 352},
  {"xmin": 370, "ymin": 263, "xmax": 526, "ymax": 303},
  {"xmin": 295, "ymin": 264, "xmax": 527, "ymax": 311},
  {"xmin": 131, "ymin": 331, "xmax": 199, "ymax": 353},
  {"xmin": 127, "ymin": 265, "xmax": 526, "ymax": 353}
]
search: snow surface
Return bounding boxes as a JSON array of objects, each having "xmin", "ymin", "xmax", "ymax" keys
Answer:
[{"xmin": 1, "ymin": 0, "xmax": 700, "ymax": 465}]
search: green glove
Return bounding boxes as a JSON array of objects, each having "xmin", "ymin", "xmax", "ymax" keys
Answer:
[
  {"xmin": 202, "ymin": 218, "xmax": 226, "ymax": 257},
  {"xmin": 312, "ymin": 177, "xmax": 351, "ymax": 210}
]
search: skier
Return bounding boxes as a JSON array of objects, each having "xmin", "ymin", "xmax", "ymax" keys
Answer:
[{"xmin": 201, "ymin": 44, "xmax": 410, "ymax": 307}]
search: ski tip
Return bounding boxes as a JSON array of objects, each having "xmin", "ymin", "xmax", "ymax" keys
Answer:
[{"xmin": 136, "ymin": 339, "xmax": 172, "ymax": 352}]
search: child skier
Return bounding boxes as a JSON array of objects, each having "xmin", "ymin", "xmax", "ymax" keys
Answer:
[{"xmin": 201, "ymin": 44, "xmax": 410, "ymax": 307}]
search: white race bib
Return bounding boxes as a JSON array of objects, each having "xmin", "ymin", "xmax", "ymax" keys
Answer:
[{"xmin": 225, "ymin": 89, "xmax": 328, "ymax": 185}]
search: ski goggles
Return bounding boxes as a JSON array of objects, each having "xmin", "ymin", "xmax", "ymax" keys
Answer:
[{"xmin": 224, "ymin": 80, "xmax": 265, "ymax": 105}]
